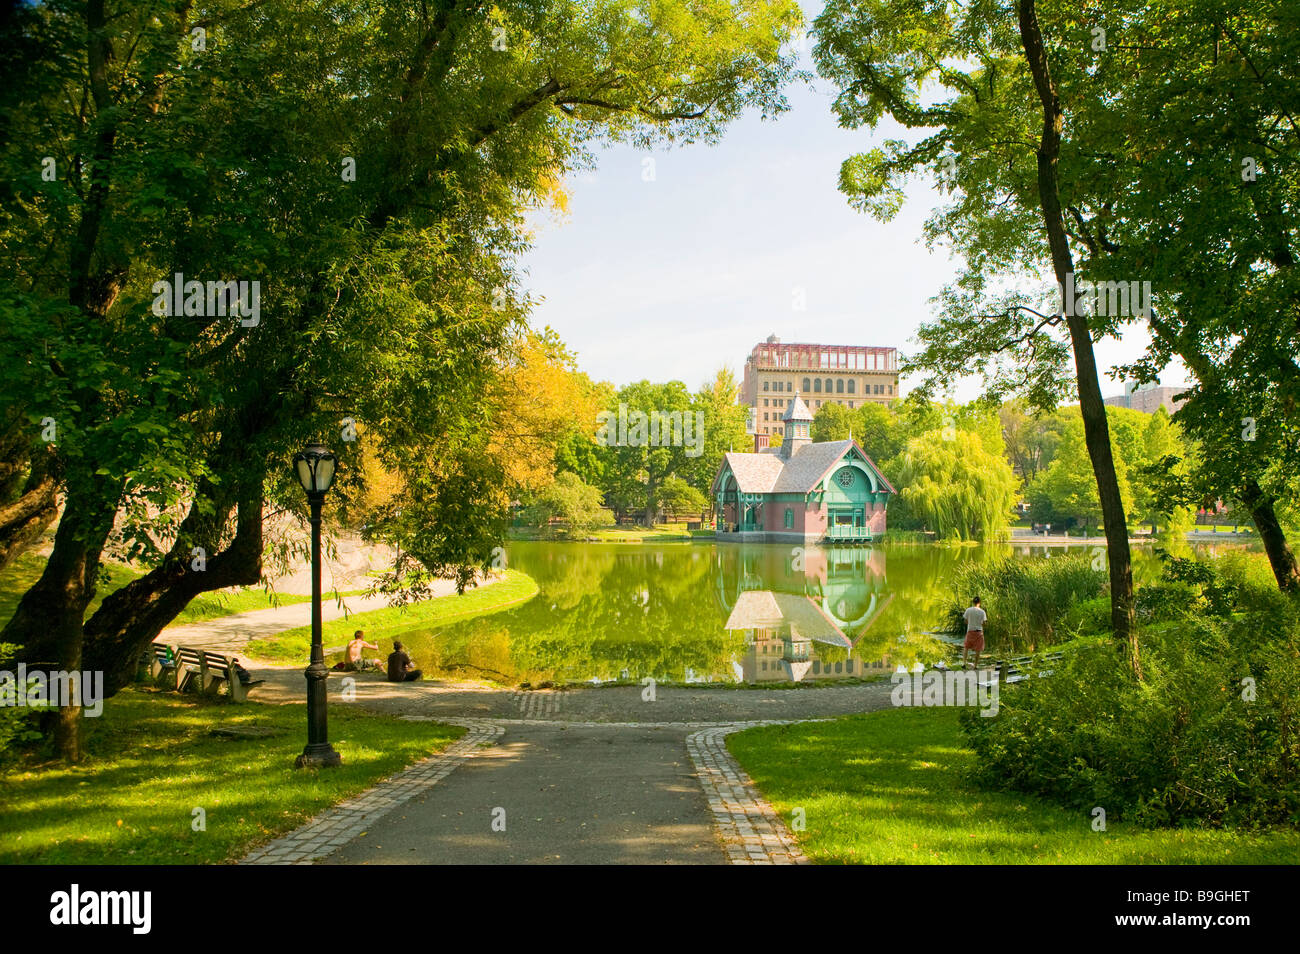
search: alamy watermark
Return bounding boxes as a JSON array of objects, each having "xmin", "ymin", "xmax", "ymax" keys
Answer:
[
  {"xmin": 150, "ymin": 272, "xmax": 261, "ymax": 326},
  {"xmin": 1057, "ymin": 272, "xmax": 1152, "ymax": 319},
  {"xmin": 0, "ymin": 664, "xmax": 104, "ymax": 717},
  {"xmin": 596, "ymin": 404, "xmax": 705, "ymax": 458},
  {"xmin": 890, "ymin": 663, "xmax": 999, "ymax": 717}
]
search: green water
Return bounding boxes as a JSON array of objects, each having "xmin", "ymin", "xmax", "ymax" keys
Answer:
[{"xmin": 384, "ymin": 540, "xmax": 1207, "ymax": 687}]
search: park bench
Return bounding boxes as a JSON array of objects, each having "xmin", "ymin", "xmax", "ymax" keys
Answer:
[
  {"xmin": 138, "ymin": 643, "xmax": 177, "ymax": 682},
  {"xmin": 156, "ymin": 644, "xmax": 261, "ymax": 702},
  {"xmin": 201, "ymin": 649, "xmax": 263, "ymax": 702}
]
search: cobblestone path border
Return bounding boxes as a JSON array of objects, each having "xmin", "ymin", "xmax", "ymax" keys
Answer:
[
  {"xmin": 686, "ymin": 723, "xmax": 809, "ymax": 865},
  {"xmin": 239, "ymin": 718, "xmax": 503, "ymax": 865}
]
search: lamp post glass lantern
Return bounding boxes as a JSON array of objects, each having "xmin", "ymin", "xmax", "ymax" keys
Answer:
[{"xmin": 294, "ymin": 443, "xmax": 342, "ymax": 769}]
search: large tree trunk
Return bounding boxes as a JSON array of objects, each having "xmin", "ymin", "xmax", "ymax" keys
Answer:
[
  {"xmin": 3, "ymin": 482, "xmax": 117, "ymax": 761},
  {"xmin": 1148, "ymin": 311, "xmax": 1300, "ymax": 594},
  {"xmin": 1019, "ymin": 0, "xmax": 1138, "ymax": 677},
  {"xmin": 82, "ymin": 485, "xmax": 264, "ymax": 694},
  {"xmin": 1241, "ymin": 479, "xmax": 1300, "ymax": 592},
  {"xmin": 644, "ymin": 477, "xmax": 658, "ymax": 528}
]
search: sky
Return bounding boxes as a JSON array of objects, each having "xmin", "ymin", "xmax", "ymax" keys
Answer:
[{"xmin": 517, "ymin": 8, "xmax": 1185, "ymax": 403}]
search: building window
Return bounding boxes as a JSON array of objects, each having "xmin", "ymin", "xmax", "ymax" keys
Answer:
[
  {"xmin": 848, "ymin": 401, "xmax": 854, "ymax": 409},
  {"xmin": 813, "ymin": 378, "xmax": 821, "ymax": 393},
  {"xmin": 784, "ymin": 508, "xmax": 793, "ymax": 529},
  {"xmin": 763, "ymin": 412, "xmax": 769, "ymax": 421},
  {"xmin": 889, "ymin": 384, "xmax": 894, "ymax": 395},
  {"xmin": 763, "ymin": 381, "xmax": 769, "ymax": 391},
  {"xmin": 824, "ymin": 378, "xmax": 833, "ymax": 393},
  {"xmin": 802, "ymin": 377, "xmax": 811, "ymax": 392},
  {"xmin": 836, "ymin": 379, "xmax": 844, "ymax": 393},
  {"xmin": 847, "ymin": 380, "xmax": 855, "ymax": 394}
]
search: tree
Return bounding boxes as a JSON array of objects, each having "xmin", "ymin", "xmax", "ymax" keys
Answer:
[
  {"xmin": 0, "ymin": 0, "xmax": 802, "ymax": 758},
  {"xmin": 598, "ymin": 380, "xmax": 700, "ymax": 527},
  {"xmin": 486, "ymin": 328, "xmax": 603, "ymax": 496},
  {"xmin": 1028, "ymin": 417, "xmax": 1134, "ymax": 531},
  {"xmin": 658, "ymin": 476, "xmax": 708, "ymax": 521},
  {"xmin": 520, "ymin": 472, "xmax": 612, "ymax": 538},
  {"xmin": 813, "ymin": 0, "xmax": 1154, "ymax": 672},
  {"xmin": 681, "ymin": 367, "xmax": 750, "ymax": 497},
  {"xmin": 886, "ymin": 428, "xmax": 1020, "ymax": 541}
]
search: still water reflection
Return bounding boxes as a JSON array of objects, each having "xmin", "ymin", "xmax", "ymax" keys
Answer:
[{"xmin": 384, "ymin": 542, "xmax": 1050, "ymax": 687}]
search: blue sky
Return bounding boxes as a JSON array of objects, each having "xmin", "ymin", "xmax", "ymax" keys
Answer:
[{"xmin": 518, "ymin": 8, "xmax": 1183, "ymax": 402}]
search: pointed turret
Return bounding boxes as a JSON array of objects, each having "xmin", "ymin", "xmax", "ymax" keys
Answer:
[{"xmin": 780, "ymin": 394, "xmax": 813, "ymax": 459}]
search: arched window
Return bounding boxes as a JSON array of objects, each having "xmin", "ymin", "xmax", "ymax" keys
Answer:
[
  {"xmin": 784, "ymin": 508, "xmax": 793, "ymax": 529},
  {"xmin": 802, "ymin": 377, "xmax": 811, "ymax": 392},
  {"xmin": 847, "ymin": 380, "xmax": 856, "ymax": 394},
  {"xmin": 813, "ymin": 378, "xmax": 821, "ymax": 393},
  {"xmin": 836, "ymin": 379, "xmax": 844, "ymax": 393},
  {"xmin": 825, "ymin": 378, "xmax": 833, "ymax": 393}
]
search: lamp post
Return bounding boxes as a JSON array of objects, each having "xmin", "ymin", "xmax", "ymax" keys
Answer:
[{"xmin": 293, "ymin": 443, "xmax": 342, "ymax": 769}]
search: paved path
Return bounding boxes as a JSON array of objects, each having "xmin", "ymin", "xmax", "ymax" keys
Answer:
[
  {"xmin": 238, "ymin": 678, "xmax": 897, "ymax": 865},
  {"xmin": 169, "ymin": 576, "xmax": 893, "ymax": 865}
]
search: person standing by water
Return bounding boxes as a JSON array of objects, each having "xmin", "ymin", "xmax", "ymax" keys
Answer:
[{"xmin": 962, "ymin": 596, "xmax": 987, "ymax": 670}]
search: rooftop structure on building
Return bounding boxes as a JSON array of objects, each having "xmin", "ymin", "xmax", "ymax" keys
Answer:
[{"xmin": 742, "ymin": 335, "xmax": 900, "ymax": 438}]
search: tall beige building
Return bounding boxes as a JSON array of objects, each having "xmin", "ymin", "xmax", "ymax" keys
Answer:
[{"xmin": 741, "ymin": 336, "xmax": 900, "ymax": 437}]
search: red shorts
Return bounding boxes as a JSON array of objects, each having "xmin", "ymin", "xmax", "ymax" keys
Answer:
[{"xmin": 964, "ymin": 630, "xmax": 985, "ymax": 652}]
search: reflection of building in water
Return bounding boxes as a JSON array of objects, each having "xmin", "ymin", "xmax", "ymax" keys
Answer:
[{"xmin": 716, "ymin": 545, "xmax": 895, "ymax": 683}]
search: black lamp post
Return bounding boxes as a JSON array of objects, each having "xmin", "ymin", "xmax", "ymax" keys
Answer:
[{"xmin": 293, "ymin": 443, "xmax": 342, "ymax": 769}]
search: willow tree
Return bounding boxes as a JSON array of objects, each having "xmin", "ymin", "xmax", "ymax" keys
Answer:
[
  {"xmin": 888, "ymin": 428, "xmax": 1019, "ymax": 541},
  {"xmin": 0, "ymin": 0, "xmax": 801, "ymax": 758}
]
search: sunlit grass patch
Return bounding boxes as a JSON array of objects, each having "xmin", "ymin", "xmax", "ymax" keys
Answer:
[
  {"xmin": 0, "ymin": 688, "xmax": 463, "ymax": 864},
  {"xmin": 728, "ymin": 707, "xmax": 1300, "ymax": 864}
]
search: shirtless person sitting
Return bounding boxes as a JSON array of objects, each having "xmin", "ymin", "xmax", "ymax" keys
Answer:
[{"xmin": 344, "ymin": 630, "xmax": 385, "ymax": 673}]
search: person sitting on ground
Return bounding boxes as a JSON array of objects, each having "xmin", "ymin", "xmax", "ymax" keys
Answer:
[
  {"xmin": 387, "ymin": 640, "xmax": 422, "ymax": 683},
  {"xmin": 345, "ymin": 630, "xmax": 385, "ymax": 673},
  {"xmin": 962, "ymin": 596, "xmax": 987, "ymax": 670}
]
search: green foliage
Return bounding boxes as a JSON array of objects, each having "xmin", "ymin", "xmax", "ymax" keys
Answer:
[
  {"xmin": 0, "ymin": 643, "xmax": 43, "ymax": 763},
  {"xmin": 887, "ymin": 427, "xmax": 1019, "ymax": 541},
  {"xmin": 963, "ymin": 552, "xmax": 1300, "ymax": 828},
  {"xmin": 945, "ymin": 554, "xmax": 1107, "ymax": 649},
  {"xmin": 519, "ymin": 472, "xmax": 614, "ymax": 538}
]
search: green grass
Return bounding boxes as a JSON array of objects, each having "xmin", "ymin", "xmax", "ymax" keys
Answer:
[
  {"xmin": 0, "ymin": 551, "xmax": 364, "ymax": 628},
  {"xmin": 245, "ymin": 568, "xmax": 540, "ymax": 662},
  {"xmin": 0, "ymin": 688, "xmax": 464, "ymax": 864},
  {"xmin": 727, "ymin": 707, "xmax": 1300, "ymax": 864}
]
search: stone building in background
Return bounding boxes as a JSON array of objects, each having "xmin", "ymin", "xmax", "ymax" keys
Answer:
[{"xmin": 741, "ymin": 335, "xmax": 900, "ymax": 438}]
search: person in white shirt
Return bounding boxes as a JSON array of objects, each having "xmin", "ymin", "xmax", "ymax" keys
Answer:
[{"xmin": 962, "ymin": 597, "xmax": 987, "ymax": 670}]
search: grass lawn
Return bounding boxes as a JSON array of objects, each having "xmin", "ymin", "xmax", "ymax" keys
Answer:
[
  {"xmin": 245, "ymin": 568, "xmax": 540, "ymax": 663},
  {"xmin": 727, "ymin": 707, "xmax": 1300, "ymax": 864},
  {"xmin": 0, "ymin": 688, "xmax": 464, "ymax": 864},
  {"xmin": 0, "ymin": 552, "xmax": 364, "ymax": 628}
]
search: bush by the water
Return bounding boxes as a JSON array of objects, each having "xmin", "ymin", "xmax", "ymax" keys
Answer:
[
  {"xmin": 944, "ymin": 554, "xmax": 1106, "ymax": 649},
  {"xmin": 961, "ymin": 553, "xmax": 1300, "ymax": 829}
]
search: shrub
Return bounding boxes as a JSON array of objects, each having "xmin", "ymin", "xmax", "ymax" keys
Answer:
[
  {"xmin": 0, "ymin": 643, "xmax": 43, "ymax": 765},
  {"xmin": 961, "ymin": 604, "xmax": 1300, "ymax": 829}
]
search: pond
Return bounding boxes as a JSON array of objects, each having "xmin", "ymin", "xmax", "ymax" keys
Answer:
[{"xmin": 381, "ymin": 540, "xmax": 1229, "ymax": 687}]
